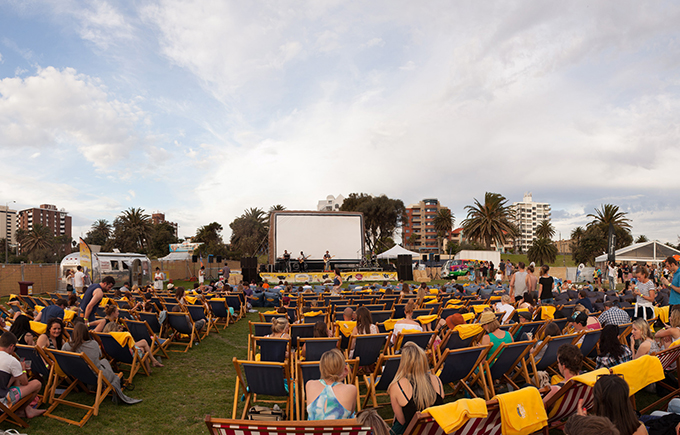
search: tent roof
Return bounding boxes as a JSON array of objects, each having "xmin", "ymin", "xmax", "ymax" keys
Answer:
[
  {"xmin": 595, "ymin": 240, "xmax": 680, "ymax": 263},
  {"xmin": 158, "ymin": 251, "xmax": 192, "ymax": 261},
  {"xmin": 377, "ymin": 245, "xmax": 421, "ymax": 259}
]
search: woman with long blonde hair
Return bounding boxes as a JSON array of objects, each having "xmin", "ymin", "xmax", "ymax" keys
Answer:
[
  {"xmin": 630, "ymin": 318, "xmax": 661, "ymax": 359},
  {"xmin": 306, "ymin": 349, "xmax": 356, "ymax": 420},
  {"xmin": 388, "ymin": 342, "xmax": 443, "ymax": 434}
]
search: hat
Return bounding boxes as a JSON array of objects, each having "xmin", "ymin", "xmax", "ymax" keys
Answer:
[
  {"xmin": 282, "ymin": 296, "xmax": 290, "ymax": 305},
  {"xmin": 446, "ymin": 313, "xmax": 465, "ymax": 329},
  {"xmin": 571, "ymin": 311, "xmax": 588, "ymax": 326},
  {"xmin": 167, "ymin": 283, "xmax": 174, "ymax": 290},
  {"xmin": 478, "ymin": 311, "xmax": 497, "ymax": 325}
]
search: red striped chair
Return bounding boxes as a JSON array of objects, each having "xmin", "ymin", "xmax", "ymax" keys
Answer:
[
  {"xmin": 403, "ymin": 405, "xmax": 502, "ymax": 435},
  {"xmin": 640, "ymin": 344, "xmax": 680, "ymax": 413},
  {"xmin": 205, "ymin": 416, "xmax": 371, "ymax": 435},
  {"xmin": 542, "ymin": 378, "xmax": 595, "ymax": 433}
]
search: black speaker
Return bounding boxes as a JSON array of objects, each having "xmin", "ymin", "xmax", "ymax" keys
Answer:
[
  {"xmin": 192, "ymin": 255, "xmax": 198, "ymax": 263},
  {"xmin": 216, "ymin": 256, "xmax": 222, "ymax": 263},
  {"xmin": 241, "ymin": 257, "xmax": 258, "ymax": 283},
  {"xmin": 422, "ymin": 255, "xmax": 428, "ymax": 262},
  {"xmin": 208, "ymin": 255, "xmax": 214, "ymax": 263},
  {"xmin": 397, "ymin": 255, "xmax": 412, "ymax": 266},
  {"xmin": 397, "ymin": 264, "xmax": 413, "ymax": 281}
]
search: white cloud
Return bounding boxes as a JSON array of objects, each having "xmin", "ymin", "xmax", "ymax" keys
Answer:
[
  {"xmin": 128, "ymin": 190, "xmax": 136, "ymax": 198},
  {"xmin": 29, "ymin": 152, "xmax": 40, "ymax": 158},
  {"xmin": 0, "ymin": 66, "xmax": 144, "ymax": 168},
  {"xmin": 71, "ymin": 0, "xmax": 134, "ymax": 49}
]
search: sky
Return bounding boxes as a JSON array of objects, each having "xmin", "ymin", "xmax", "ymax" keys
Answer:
[{"xmin": 1, "ymin": 0, "xmax": 679, "ymax": 245}]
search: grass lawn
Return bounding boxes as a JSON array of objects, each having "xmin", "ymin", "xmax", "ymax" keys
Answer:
[
  {"xmin": 500, "ymin": 254, "xmax": 576, "ymax": 268},
  {"xmin": 0, "ymin": 286, "xmax": 665, "ymax": 434}
]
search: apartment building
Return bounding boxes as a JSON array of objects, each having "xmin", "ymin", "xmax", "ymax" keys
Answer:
[
  {"xmin": 510, "ymin": 192, "xmax": 551, "ymax": 253},
  {"xmin": 403, "ymin": 198, "xmax": 454, "ymax": 253},
  {"xmin": 17, "ymin": 204, "xmax": 72, "ymax": 239},
  {"xmin": 0, "ymin": 204, "xmax": 17, "ymax": 245}
]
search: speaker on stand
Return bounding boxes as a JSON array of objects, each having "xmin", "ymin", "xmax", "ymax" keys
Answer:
[
  {"xmin": 397, "ymin": 254, "xmax": 413, "ymax": 281},
  {"xmin": 241, "ymin": 257, "xmax": 259, "ymax": 283}
]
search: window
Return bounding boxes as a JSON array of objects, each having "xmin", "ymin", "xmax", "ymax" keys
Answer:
[{"xmin": 110, "ymin": 260, "xmax": 119, "ymax": 270}]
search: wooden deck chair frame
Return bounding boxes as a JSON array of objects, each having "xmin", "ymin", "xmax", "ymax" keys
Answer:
[
  {"xmin": 43, "ymin": 348, "xmax": 122, "ymax": 428},
  {"xmin": 94, "ymin": 330, "xmax": 152, "ymax": 386},
  {"xmin": 403, "ymin": 402, "xmax": 503, "ymax": 435},
  {"xmin": 13, "ymin": 344, "xmax": 55, "ymax": 406},
  {"xmin": 640, "ymin": 345, "xmax": 680, "ymax": 414},
  {"xmin": 362, "ymin": 353, "xmax": 402, "ymax": 409},
  {"xmin": 232, "ymin": 358, "xmax": 293, "ymax": 420},
  {"xmin": 528, "ymin": 334, "xmax": 580, "ymax": 386},
  {"xmin": 251, "ymin": 336, "xmax": 291, "ymax": 368},
  {"xmin": 391, "ymin": 331, "xmax": 435, "ymax": 356},
  {"xmin": 481, "ymin": 340, "xmax": 535, "ymax": 400},
  {"xmin": 207, "ymin": 299, "xmax": 232, "ymax": 329},
  {"xmin": 577, "ymin": 329, "xmax": 602, "ymax": 370},
  {"xmin": 297, "ymin": 337, "xmax": 340, "ymax": 363},
  {"xmin": 346, "ymin": 333, "xmax": 389, "ymax": 368},
  {"xmin": 617, "ymin": 323, "xmax": 633, "ymax": 346},
  {"xmin": 123, "ymin": 318, "xmax": 171, "ymax": 359},
  {"xmin": 296, "ymin": 358, "xmax": 360, "ymax": 420},
  {"xmin": 205, "ymin": 415, "xmax": 371, "ymax": 435},
  {"xmin": 166, "ymin": 311, "xmax": 201, "ymax": 352},
  {"xmin": 434, "ymin": 345, "xmax": 491, "ymax": 398},
  {"xmin": 186, "ymin": 304, "xmax": 219, "ymax": 338},
  {"xmin": 434, "ymin": 329, "xmax": 483, "ymax": 365},
  {"xmin": 136, "ymin": 311, "xmax": 165, "ymax": 338},
  {"xmin": 0, "ymin": 372, "xmax": 37, "ymax": 428}
]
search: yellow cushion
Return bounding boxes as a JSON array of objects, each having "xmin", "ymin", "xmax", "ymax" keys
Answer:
[
  {"xmin": 185, "ymin": 296, "xmax": 198, "ymax": 305},
  {"xmin": 429, "ymin": 289, "xmax": 439, "ymax": 295},
  {"xmin": 383, "ymin": 318, "xmax": 402, "ymax": 331},
  {"xmin": 210, "ymin": 298, "xmax": 226, "ymax": 301},
  {"xmin": 461, "ymin": 312, "xmax": 475, "ymax": 322},
  {"xmin": 63, "ymin": 310, "xmax": 76, "ymax": 323},
  {"xmin": 303, "ymin": 310, "xmax": 323, "ymax": 317},
  {"xmin": 263, "ymin": 310, "xmax": 278, "ymax": 315},
  {"xmin": 109, "ymin": 331, "xmax": 136, "ymax": 348},
  {"xmin": 656, "ymin": 306, "xmax": 670, "ymax": 324},
  {"xmin": 611, "ymin": 355, "xmax": 665, "ymax": 395},
  {"xmin": 454, "ymin": 324, "xmax": 483, "ymax": 340},
  {"xmin": 570, "ymin": 368, "xmax": 610, "ymax": 387},
  {"xmin": 472, "ymin": 305, "xmax": 490, "ymax": 314},
  {"xmin": 416, "ymin": 314, "xmax": 438, "ymax": 325},
  {"xmin": 495, "ymin": 387, "xmax": 548, "ymax": 435},
  {"xmin": 446, "ymin": 299, "xmax": 462, "ymax": 306},
  {"xmin": 34, "ymin": 305, "xmax": 44, "ymax": 313},
  {"xmin": 540, "ymin": 306, "xmax": 555, "ymax": 320},
  {"xmin": 99, "ymin": 297, "xmax": 110, "ymax": 307},
  {"xmin": 423, "ymin": 399, "xmax": 487, "ymax": 433},
  {"xmin": 30, "ymin": 321, "xmax": 47, "ymax": 335}
]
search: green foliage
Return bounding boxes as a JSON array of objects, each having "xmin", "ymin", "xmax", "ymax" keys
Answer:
[
  {"xmin": 193, "ymin": 222, "xmax": 227, "ymax": 258},
  {"xmin": 340, "ymin": 193, "xmax": 405, "ymax": 253},
  {"xmin": 84, "ymin": 219, "xmax": 111, "ymax": 246},
  {"xmin": 434, "ymin": 208, "xmax": 455, "ymax": 253},
  {"xmin": 635, "ymin": 235, "xmax": 649, "ymax": 243},
  {"xmin": 527, "ymin": 237, "xmax": 558, "ymax": 266},
  {"xmin": 230, "ymin": 208, "xmax": 268, "ymax": 257},
  {"xmin": 587, "ymin": 204, "xmax": 632, "ymax": 231},
  {"xmin": 461, "ymin": 192, "xmax": 517, "ymax": 249},
  {"xmin": 535, "ymin": 220, "xmax": 555, "ymax": 239},
  {"xmin": 571, "ymin": 224, "xmax": 633, "ymax": 266},
  {"xmin": 104, "ymin": 208, "xmax": 153, "ymax": 253},
  {"xmin": 147, "ymin": 222, "xmax": 180, "ymax": 258}
]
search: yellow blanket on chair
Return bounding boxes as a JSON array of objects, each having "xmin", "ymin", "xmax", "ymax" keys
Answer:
[
  {"xmin": 383, "ymin": 318, "xmax": 403, "ymax": 331},
  {"xmin": 454, "ymin": 324, "xmax": 483, "ymax": 340},
  {"xmin": 335, "ymin": 321, "xmax": 356, "ymax": 337},
  {"xmin": 540, "ymin": 306, "xmax": 555, "ymax": 320},
  {"xmin": 656, "ymin": 306, "xmax": 670, "ymax": 324},
  {"xmin": 611, "ymin": 355, "xmax": 665, "ymax": 395},
  {"xmin": 416, "ymin": 315, "xmax": 438, "ymax": 325},
  {"xmin": 472, "ymin": 305, "xmax": 490, "ymax": 314},
  {"xmin": 461, "ymin": 312, "xmax": 476, "ymax": 322},
  {"xmin": 423, "ymin": 398, "xmax": 487, "ymax": 433},
  {"xmin": 496, "ymin": 387, "xmax": 547, "ymax": 435}
]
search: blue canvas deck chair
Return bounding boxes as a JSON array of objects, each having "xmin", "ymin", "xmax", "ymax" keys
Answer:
[
  {"xmin": 92, "ymin": 331, "xmax": 150, "ymax": 385},
  {"xmin": 434, "ymin": 345, "xmax": 491, "ymax": 398},
  {"xmin": 166, "ymin": 311, "xmax": 201, "ymax": 352},
  {"xmin": 296, "ymin": 358, "xmax": 360, "ymax": 419},
  {"xmin": 369, "ymin": 310, "xmax": 394, "ymax": 324},
  {"xmin": 208, "ymin": 299, "xmax": 232, "ymax": 329},
  {"xmin": 252, "ymin": 337, "xmax": 290, "ymax": 364},
  {"xmin": 578, "ymin": 329, "xmax": 602, "ymax": 370},
  {"xmin": 528, "ymin": 334, "xmax": 579, "ymax": 386},
  {"xmin": 14, "ymin": 344, "xmax": 54, "ymax": 405},
  {"xmin": 0, "ymin": 369, "xmax": 37, "ymax": 428},
  {"xmin": 362, "ymin": 353, "xmax": 402, "ymax": 408},
  {"xmin": 482, "ymin": 340, "xmax": 535, "ymax": 399},
  {"xmin": 225, "ymin": 294, "xmax": 246, "ymax": 320},
  {"xmin": 290, "ymin": 323, "xmax": 315, "ymax": 349},
  {"xmin": 123, "ymin": 318, "xmax": 170, "ymax": 359},
  {"xmin": 434, "ymin": 329, "xmax": 481, "ymax": 364},
  {"xmin": 43, "ymin": 348, "xmax": 122, "ymax": 427},
  {"xmin": 186, "ymin": 304, "xmax": 218, "ymax": 338},
  {"xmin": 232, "ymin": 358, "xmax": 294, "ymax": 420},
  {"xmin": 298, "ymin": 337, "xmax": 340, "ymax": 362},
  {"xmin": 137, "ymin": 311, "xmax": 164, "ymax": 337},
  {"xmin": 347, "ymin": 333, "xmax": 389, "ymax": 369}
]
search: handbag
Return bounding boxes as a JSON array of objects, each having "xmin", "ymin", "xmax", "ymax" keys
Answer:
[{"xmin": 247, "ymin": 405, "xmax": 285, "ymax": 421}]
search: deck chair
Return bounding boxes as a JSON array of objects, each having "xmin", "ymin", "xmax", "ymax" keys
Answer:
[
  {"xmin": 578, "ymin": 329, "xmax": 602, "ymax": 369},
  {"xmin": 298, "ymin": 337, "xmax": 340, "ymax": 361},
  {"xmin": 435, "ymin": 345, "xmax": 491, "ymax": 398},
  {"xmin": 543, "ymin": 377, "xmax": 595, "ymax": 433},
  {"xmin": 117, "ymin": 308, "xmax": 135, "ymax": 321},
  {"xmin": 392, "ymin": 331, "xmax": 434, "ymax": 357},
  {"xmin": 435, "ymin": 329, "xmax": 480, "ymax": 364},
  {"xmin": 186, "ymin": 304, "xmax": 218, "ymax": 338},
  {"xmin": 14, "ymin": 344, "xmax": 54, "ymax": 405},
  {"xmin": 528, "ymin": 334, "xmax": 579, "ymax": 386},
  {"xmin": 261, "ymin": 312, "xmax": 281, "ymax": 323},
  {"xmin": 302, "ymin": 313, "xmax": 327, "ymax": 324},
  {"xmin": 403, "ymin": 404, "xmax": 503, "ymax": 435},
  {"xmin": 205, "ymin": 416, "xmax": 371, "ymax": 435},
  {"xmin": 207, "ymin": 299, "xmax": 231, "ymax": 329},
  {"xmin": 248, "ymin": 322, "xmax": 275, "ymax": 359},
  {"xmin": 482, "ymin": 340, "xmax": 535, "ymax": 399},
  {"xmin": 290, "ymin": 323, "xmax": 315, "ymax": 349},
  {"xmin": 232, "ymin": 358, "xmax": 293, "ymax": 420},
  {"xmin": 123, "ymin": 318, "xmax": 170, "ymax": 359},
  {"xmin": 252, "ymin": 337, "xmax": 290, "ymax": 363},
  {"xmin": 512, "ymin": 320, "xmax": 546, "ymax": 341},
  {"xmin": 43, "ymin": 349, "xmax": 121, "ymax": 427},
  {"xmin": 137, "ymin": 311, "xmax": 164, "ymax": 337},
  {"xmin": 641, "ymin": 344, "xmax": 680, "ymax": 413},
  {"xmin": 0, "ymin": 371, "xmax": 37, "ymax": 428},
  {"xmin": 225, "ymin": 294, "xmax": 245, "ymax": 319},
  {"xmin": 92, "ymin": 331, "xmax": 149, "ymax": 385},
  {"xmin": 348, "ymin": 333, "xmax": 389, "ymax": 368},
  {"xmin": 297, "ymin": 358, "xmax": 360, "ymax": 419},
  {"xmin": 166, "ymin": 312, "xmax": 201, "ymax": 352},
  {"xmin": 362, "ymin": 354, "xmax": 402, "ymax": 408},
  {"xmin": 617, "ymin": 322, "xmax": 633, "ymax": 345},
  {"xmin": 369, "ymin": 310, "xmax": 393, "ymax": 324}
]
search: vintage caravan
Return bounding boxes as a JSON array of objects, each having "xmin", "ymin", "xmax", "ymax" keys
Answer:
[{"xmin": 59, "ymin": 252, "xmax": 151, "ymax": 291}]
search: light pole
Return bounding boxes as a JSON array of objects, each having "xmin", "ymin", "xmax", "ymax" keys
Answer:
[{"xmin": 5, "ymin": 200, "xmax": 15, "ymax": 265}]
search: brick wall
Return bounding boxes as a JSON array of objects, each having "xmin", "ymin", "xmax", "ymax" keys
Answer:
[{"xmin": 0, "ymin": 263, "xmax": 59, "ymax": 297}]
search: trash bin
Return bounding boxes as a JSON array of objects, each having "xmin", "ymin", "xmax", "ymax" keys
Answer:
[{"xmin": 18, "ymin": 281, "xmax": 34, "ymax": 296}]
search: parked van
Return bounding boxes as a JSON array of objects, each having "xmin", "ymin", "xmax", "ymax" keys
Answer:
[
  {"xmin": 439, "ymin": 259, "xmax": 473, "ymax": 279},
  {"xmin": 60, "ymin": 252, "xmax": 151, "ymax": 291}
]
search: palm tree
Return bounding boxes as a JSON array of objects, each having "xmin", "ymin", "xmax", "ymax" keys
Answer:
[
  {"xmin": 535, "ymin": 220, "xmax": 555, "ymax": 240},
  {"xmin": 119, "ymin": 207, "xmax": 153, "ymax": 251},
  {"xmin": 433, "ymin": 209, "xmax": 454, "ymax": 254},
  {"xmin": 635, "ymin": 235, "xmax": 649, "ymax": 243},
  {"xmin": 461, "ymin": 192, "xmax": 517, "ymax": 249},
  {"xmin": 587, "ymin": 204, "xmax": 632, "ymax": 231},
  {"xmin": 20, "ymin": 224, "xmax": 53, "ymax": 256},
  {"xmin": 527, "ymin": 237, "xmax": 558, "ymax": 266},
  {"xmin": 570, "ymin": 226, "xmax": 585, "ymax": 243}
]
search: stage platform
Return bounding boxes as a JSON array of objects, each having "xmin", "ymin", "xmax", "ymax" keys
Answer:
[{"xmin": 259, "ymin": 270, "xmax": 398, "ymax": 284}]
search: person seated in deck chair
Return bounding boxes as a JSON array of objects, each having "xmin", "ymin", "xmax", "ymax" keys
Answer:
[
  {"xmin": 0, "ymin": 332, "xmax": 45, "ymax": 419},
  {"xmin": 306, "ymin": 348, "xmax": 357, "ymax": 420},
  {"xmin": 35, "ymin": 298, "xmax": 67, "ymax": 324},
  {"xmin": 102, "ymin": 318, "xmax": 163, "ymax": 370},
  {"xmin": 171, "ymin": 305, "xmax": 206, "ymax": 332},
  {"xmin": 543, "ymin": 344, "xmax": 583, "ymax": 403}
]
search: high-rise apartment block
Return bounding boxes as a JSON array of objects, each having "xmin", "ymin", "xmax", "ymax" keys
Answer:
[
  {"xmin": 17, "ymin": 204, "xmax": 72, "ymax": 239},
  {"xmin": 403, "ymin": 198, "xmax": 454, "ymax": 253},
  {"xmin": 0, "ymin": 205, "xmax": 17, "ymax": 245},
  {"xmin": 510, "ymin": 193, "xmax": 551, "ymax": 252}
]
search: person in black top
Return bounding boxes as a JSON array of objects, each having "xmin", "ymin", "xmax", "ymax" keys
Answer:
[
  {"xmin": 538, "ymin": 265, "xmax": 555, "ymax": 304},
  {"xmin": 282, "ymin": 250, "xmax": 291, "ymax": 273},
  {"xmin": 81, "ymin": 276, "xmax": 115, "ymax": 323}
]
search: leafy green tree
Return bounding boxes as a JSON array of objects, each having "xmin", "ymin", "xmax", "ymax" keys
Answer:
[
  {"xmin": 84, "ymin": 219, "xmax": 112, "ymax": 246},
  {"xmin": 528, "ymin": 237, "xmax": 558, "ymax": 266},
  {"xmin": 635, "ymin": 235, "xmax": 649, "ymax": 243},
  {"xmin": 587, "ymin": 204, "xmax": 632, "ymax": 231},
  {"xmin": 535, "ymin": 220, "xmax": 555, "ymax": 240},
  {"xmin": 461, "ymin": 192, "xmax": 517, "ymax": 249},
  {"xmin": 148, "ymin": 222, "xmax": 180, "ymax": 258},
  {"xmin": 230, "ymin": 208, "xmax": 268, "ymax": 257},
  {"xmin": 17, "ymin": 224, "xmax": 56, "ymax": 262},
  {"xmin": 571, "ymin": 224, "xmax": 632, "ymax": 266},
  {"xmin": 340, "ymin": 193, "xmax": 405, "ymax": 253},
  {"xmin": 193, "ymin": 222, "xmax": 228, "ymax": 258},
  {"xmin": 433, "ymin": 208, "xmax": 455, "ymax": 254},
  {"xmin": 570, "ymin": 226, "xmax": 585, "ymax": 244},
  {"xmin": 104, "ymin": 208, "xmax": 153, "ymax": 253}
]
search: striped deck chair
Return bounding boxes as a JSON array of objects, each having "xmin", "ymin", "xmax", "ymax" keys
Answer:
[
  {"xmin": 166, "ymin": 311, "xmax": 201, "ymax": 352},
  {"xmin": 207, "ymin": 299, "xmax": 232, "ymax": 329},
  {"xmin": 205, "ymin": 416, "xmax": 370, "ymax": 435},
  {"xmin": 14, "ymin": 344, "xmax": 54, "ymax": 405},
  {"xmin": 434, "ymin": 345, "xmax": 491, "ymax": 398},
  {"xmin": 232, "ymin": 358, "xmax": 294, "ymax": 420},
  {"xmin": 43, "ymin": 349, "xmax": 122, "ymax": 427},
  {"xmin": 92, "ymin": 331, "xmax": 150, "ymax": 385},
  {"xmin": 578, "ymin": 329, "xmax": 602, "ymax": 370},
  {"xmin": 543, "ymin": 378, "xmax": 595, "ymax": 433},
  {"xmin": 528, "ymin": 334, "xmax": 580, "ymax": 386},
  {"xmin": 641, "ymin": 344, "xmax": 680, "ymax": 413},
  {"xmin": 363, "ymin": 353, "xmax": 402, "ymax": 408},
  {"xmin": 123, "ymin": 318, "xmax": 170, "ymax": 359},
  {"xmin": 403, "ymin": 404, "xmax": 503, "ymax": 435},
  {"xmin": 482, "ymin": 340, "xmax": 535, "ymax": 399}
]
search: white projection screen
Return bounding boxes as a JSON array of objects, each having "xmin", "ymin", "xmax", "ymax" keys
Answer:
[{"xmin": 272, "ymin": 212, "xmax": 364, "ymax": 262}]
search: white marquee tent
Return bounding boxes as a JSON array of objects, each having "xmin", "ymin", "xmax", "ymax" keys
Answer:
[
  {"xmin": 595, "ymin": 240, "xmax": 680, "ymax": 264},
  {"xmin": 377, "ymin": 245, "xmax": 421, "ymax": 259}
]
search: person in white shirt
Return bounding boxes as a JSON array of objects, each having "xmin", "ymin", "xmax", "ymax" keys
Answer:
[
  {"xmin": 495, "ymin": 294, "xmax": 515, "ymax": 324},
  {"xmin": 153, "ymin": 267, "xmax": 164, "ymax": 291},
  {"xmin": 607, "ymin": 262, "xmax": 617, "ymax": 291},
  {"xmin": 74, "ymin": 266, "xmax": 86, "ymax": 294},
  {"xmin": 0, "ymin": 332, "xmax": 45, "ymax": 418},
  {"xmin": 198, "ymin": 266, "xmax": 205, "ymax": 284}
]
